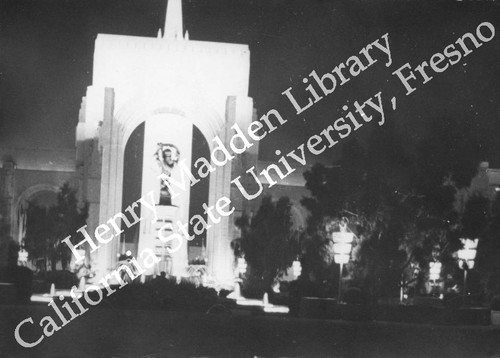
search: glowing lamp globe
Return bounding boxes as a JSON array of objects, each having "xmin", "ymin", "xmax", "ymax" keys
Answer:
[
  {"xmin": 18, "ymin": 249, "xmax": 28, "ymax": 263},
  {"xmin": 458, "ymin": 238, "xmax": 478, "ymax": 270},
  {"xmin": 331, "ymin": 220, "xmax": 354, "ymax": 302},
  {"xmin": 237, "ymin": 257, "xmax": 247, "ymax": 274},
  {"xmin": 333, "ymin": 254, "xmax": 348, "ymax": 264},
  {"xmin": 332, "ymin": 232, "xmax": 354, "ymax": 264},
  {"xmin": 459, "ymin": 260, "xmax": 475, "ymax": 270},
  {"xmin": 429, "ymin": 262, "xmax": 442, "ymax": 281},
  {"xmin": 457, "ymin": 249, "xmax": 476, "ymax": 261},
  {"xmin": 292, "ymin": 260, "xmax": 302, "ymax": 278}
]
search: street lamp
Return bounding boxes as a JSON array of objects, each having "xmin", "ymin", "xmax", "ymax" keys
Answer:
[
  {"xmin": 237, "ymin": 257, "xmax": 248, "ymax": 275},
  {"xmin": 228, "ymin": 256, "xmax": 247, "ymax": 300},
  {"xmin": 429, "ymin": 261, "xmax": 442, "ymax": 281},
  {"xmin": 429, "ymin": 261, "xmax": 442, "ymax": 297},
  {"xmin": 332, "ymin": 218, "xmax": 354, "ymax": 302},
  {"xmin": 457, "ymin": 238, "xmax": 478, "ymax": 298},
  {"xmin": 18, "ymin": 247, "xmax": 29, "ymax": 266},
  {"xmin": 292, "ymin": 259, "xmax": 302, "ymax": 278}
]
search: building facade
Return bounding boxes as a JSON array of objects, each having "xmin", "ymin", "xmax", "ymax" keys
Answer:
[
  {"xmin": 0, "ymin": 0, "xmax": 309, "ymax": 285},
  {"xmin": 74, "ymin": 0, "xmax": 307, "ymax": 284}
]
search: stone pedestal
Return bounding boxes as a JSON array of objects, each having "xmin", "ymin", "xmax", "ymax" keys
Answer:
[{"xmin": 137, "ymin": 205, "xmax": 187, "ymax": 276}]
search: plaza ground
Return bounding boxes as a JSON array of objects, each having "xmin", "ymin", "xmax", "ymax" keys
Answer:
[{"xmin": 1, "ymin": 304, "xmax": 499, "ymax": 358}]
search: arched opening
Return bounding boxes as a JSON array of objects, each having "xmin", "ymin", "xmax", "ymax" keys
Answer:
[
  {"xmin": 15, "ymin": 185, "xmax": 60, "ymax": 241},
  {"xmin": 16, "ymin": 185, "xmax": 60, "ymax": 271},
  {"xmin": 28, "ymin": 190, "xmax": 58, "ymax": 208},
  {"xmin": 121, "ymin": 121, "xmax": 144, "ymax": 254},
  {"xmin": 121, "ymin": 119, "xmax": 210, "ymax": 275},
  {"xmin": 188, "ymin": 125, "xmax": 210, "ymax": 260}
]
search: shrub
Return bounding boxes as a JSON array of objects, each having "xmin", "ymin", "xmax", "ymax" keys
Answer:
[
  {"xmin": 241, "ymin": 279, "xmax": 268, "ymax": 299},
  {"xmin": 219, "ymin": 289, "xmax": 231, "ymax": 298},
  {"xmin": 343, "ymin": 287, "xmax": 366, "ymax": 305},
  {"xmin": 43, "ymin": 270, "xmax": 78, "ymax": 290},
  {"xmin": 288, "ymin": 279, "xmax": 329, "ymax": 316},
  {"xmin": 443, "ymin": 290, "xmax": 462, "ymax": 309},
  {"xmin": 269, "ymin": 291, "xmax": 288, "ymax": 306},
  {"xmin": 106, "ymin": 279, "xmax": 220, "ymax": 312},
  {"xmin": 0, "ymin": 265, "xmax": 33, "ymax": 304},
  {"xmin": 491, "ymin": 295, "xmax": 500, "ymax": 311}
]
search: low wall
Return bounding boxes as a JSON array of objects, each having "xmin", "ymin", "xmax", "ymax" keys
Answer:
[
  {"xmin": 298, "ymin": 297, "xmax": 492, "ymax": 325},
  {"xmin": 0, "ymin": 283, "xmax": 16, "ymax": 304}
]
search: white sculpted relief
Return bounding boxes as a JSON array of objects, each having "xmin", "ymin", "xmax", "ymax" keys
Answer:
[{"xmin": 154, "ymin": 143, "xmax": 180, "ymax": 206}]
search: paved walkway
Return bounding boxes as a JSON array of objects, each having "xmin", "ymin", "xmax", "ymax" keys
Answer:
[{"xmin": 1, "ymin": 304, "xmax": 499, "ymax": 357}]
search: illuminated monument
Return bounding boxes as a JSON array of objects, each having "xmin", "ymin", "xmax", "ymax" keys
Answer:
[{"xmin": 75, "ymin": 0, "xmax": 256, "ymax": 284}]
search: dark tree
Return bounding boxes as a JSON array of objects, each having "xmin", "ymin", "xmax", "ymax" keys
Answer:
[
  {"xmin": 24, "ymin": 183, "xmax": 88, "ymax": 270},
  {"xmin": 24, "ymin": 205, "xmax": 52, "ymax": 267},
  {"xmin": 479, "ymin": 195, "xmax": 500, "ymax": 299},
  {"xmin": 462, "ymin": 193, "xmax": 500, "ymax": 299},
  {"xmin": 300, "ymin": 118, "xmax": 461, "ymax": 300},
  {"xmin": 50, "ymin": 183, "xmax": 88, "ymax": 269},
  {"xmin": 415, "ymin": 116, "xmax": 488, "ymax": 195},
  {"xmin": 234, "ymin": 196, "xmax": 300, "ymax": 294}
]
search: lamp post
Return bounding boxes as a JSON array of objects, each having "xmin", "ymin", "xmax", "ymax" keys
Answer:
[
  {"xmin": 429, "ymin": 261, "xmax": 442, "ymax": 281},
  {"xmin": 18, "ymin": 246, "xmax": 28, "ymax": 266},
  {"xmin": 332, "ymin": 218, "xmax": 354, "ymax": 303},
  {"xmin": 237, "ymin": 256, "xmax": 248, "ymax": 276},
  {"xmin": 292, "ymin": 259, "xmax": 302, "ymax": 278},
  {"xmin": 429, "ymin": 261, "xmax": 442, "ymax": 297},
  {"xmin": 228, "ymin": 256, "xmax": 247, "ymax": 300},
  {"xmin": 457, "ymin": 238, "xmax": 478, "ymax": 301}
]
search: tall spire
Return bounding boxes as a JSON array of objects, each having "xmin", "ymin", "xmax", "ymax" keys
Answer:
[{"xmin": 164, "ymin": 0, "xmax": 184, "ymax": 40}]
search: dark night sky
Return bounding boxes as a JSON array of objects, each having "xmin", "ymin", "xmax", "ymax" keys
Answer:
[{"xmin": 1, "ymin": 0, "xmax": 500, "ymax": 165}]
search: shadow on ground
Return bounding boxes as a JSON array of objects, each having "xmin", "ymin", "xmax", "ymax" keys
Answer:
[{"xmin": 1, "ymin": 304, "xmax": 499, "ymax": 358}]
